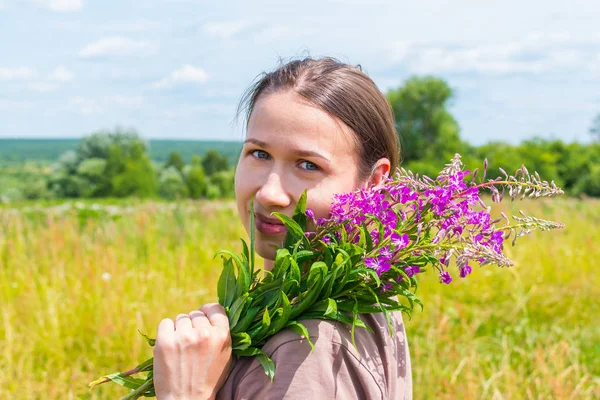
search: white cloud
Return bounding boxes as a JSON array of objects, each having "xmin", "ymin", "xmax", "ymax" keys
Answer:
[
  {"xmin": 409, "ymin": 46, "xmax": 548, "ymax": 75},
  {"xmin": 386, "ymin": 41, "xmax": 410, "ymax": 65},
  {"xmin": 0, "ymin": 99, "xmax": 32, "ymax": 112},
  {"xmin": 25, "ymin": 65, "xmax": 73, "ymax": 92},
  {"xmin": 103, "ymin": 20, "xmax": 161, "ymax": 33},
  {"xmin": 162, "ymin": 103, "xmax": 232, "ymax": 119},
  {"xmin": 108, "ymin": 95, "xmax": 144, "ymax": 109},
  {"xmin": 203, "ymin": 20, "xmax": 256, "ymax": 39},
  {"xmin": 70, "ymin": 96, "xmax": 102, "ymax": 115},
  {"xmin": 392, "ymin": 32, "xmax": 600, "ymax": 75},
  {"xmin": 36, "ymin": 0, "xmax": 83, "ymax": 12},
  {"xmin": 79, "ymin": 37, "xmax": 157, "ymax": 58},
  {"xmin": 0, "ymin": 67, "xmax": 37, "ymax": 81},
  {"xmin": 151, "ymin": 65, "xmax": 209, "ymax": 89},
  {"xmin": 48, "ymin": 65, "xmax": 73, "ymax": 82},
  {"xmin": 590, "ymin": 53, "xmax": 600, "ymax": 74},
  {"xmin": 253, "ymin": 24, "xmax": 317, "ymax": 42},
  {"xmin": 28, "ymin": 82, "xmax": 59, "ymax": 92}
]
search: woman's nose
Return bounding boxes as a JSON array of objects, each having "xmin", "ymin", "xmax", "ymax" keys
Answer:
[{"xmin": 255, "ymin": 171, "xmax": 291, "ymax": 210}]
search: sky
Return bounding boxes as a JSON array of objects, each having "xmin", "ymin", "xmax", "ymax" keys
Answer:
[{"xmin": 0, "ymin": 0, "xmax": 599, "ymax": 145}]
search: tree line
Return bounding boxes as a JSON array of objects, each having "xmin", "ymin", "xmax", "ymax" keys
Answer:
[
  {"xmin": 4, "ymin": 131, "xmax": 235, "ymax": 201},
  {"xmin": 389, "ymin": 77, "xmax": 600, "ymax": 197},
  {"xmin": 1, "ymin": 75, "xmax": 599, "ymax": 202}
]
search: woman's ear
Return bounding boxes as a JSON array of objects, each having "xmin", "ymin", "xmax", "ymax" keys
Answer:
[{"xmin": 365, "ymin": 158, "xmax": 391, "ymax": 188}]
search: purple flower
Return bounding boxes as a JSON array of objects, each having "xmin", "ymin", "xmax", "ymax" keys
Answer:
[
  {"xmin": 379, "ymin": 246, "xmax": 394, "ymax": 261},
  {"xmin": 305, "ymin": 208, "xmax": 315, "ymax": 219},
  {"xmin": 316, "ymin": 218, "xmax": 326, "ymax": 226},
  {"xmin": 364, "ymin": 256, "xmax": 391, "ymax": 276},
  {"xmin": 440, "ymin": 271, "xmax": 453, "ymax": 284},
  {"xmin": 391, "ymin": 232, "xmax": 410, "ymax": 249},
  {"xmin": 464, "ymin": 187, "xmax": 480, "ymax": 205},
  {"xmin": 405, "ymin": 265, "xmax": 420, "ymax": 278},
  {"xmin": 322, "ymin": 235, "xmax": 331, "ymax": 244},
  {"xmin": 489, "ymin": 230, "xmax": 504, "ymax": 253},
  {"xmin": 459, "ymin": 262, "xmax": 472, "ymax": 278},
  {"xmin": 447, "ymin": 170, "xmax": 468, "ymax": 192},
  {"xmin": 370, "ymin": 229, "xmax": 380, "ymax": 246},
  {"xmin": 380, "ymin": 282, "xmax": 393, "ymax": 292},
  {"xmin": 382, "ymin": 209, "xmax": 398, "ymax": 229}
]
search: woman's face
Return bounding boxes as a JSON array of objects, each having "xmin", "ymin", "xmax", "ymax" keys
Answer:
[{"xmin": 235, "ymin": 90, "xmax": 366, "ymax": 261}]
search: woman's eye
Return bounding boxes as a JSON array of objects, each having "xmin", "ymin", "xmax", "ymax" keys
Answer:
[
  {"xmin": 251, "ymin": 150, "xmax": 270, "ymax": 160},
  {"xmin": 299, "ymin": 160, "xmax": 319, "ymax": 171}
]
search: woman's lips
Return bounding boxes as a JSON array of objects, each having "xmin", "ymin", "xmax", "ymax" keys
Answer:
[{"xmin": 255, "ymin": 213, "xmax": 287, "ymax": 236}]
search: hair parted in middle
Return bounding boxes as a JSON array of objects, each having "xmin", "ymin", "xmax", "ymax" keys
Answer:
[{"xmin": 236, "ymin": 56, "xmax": 401, "ymax": 180}]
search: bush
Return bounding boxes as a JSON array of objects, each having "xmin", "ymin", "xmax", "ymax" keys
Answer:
[
  {"xmin": 208, "ymin": 170, "xmax": 235, "ymax": 198},
  {"xmin": 158, "ymin": 167, "xmax": 188, "ymax": 200}
]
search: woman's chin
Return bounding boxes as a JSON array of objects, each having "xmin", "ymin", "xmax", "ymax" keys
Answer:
[{"xmin": 255, "ymin": 243, "xmax": 278, "ymax": 264}]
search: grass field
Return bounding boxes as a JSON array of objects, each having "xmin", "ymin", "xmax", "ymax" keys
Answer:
[{"xmin": 1, "ymin": 198, "xmax": 599, "ymax": 399}]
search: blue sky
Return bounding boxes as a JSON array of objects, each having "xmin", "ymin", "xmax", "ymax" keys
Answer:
[{"xmin": 0, "ymin": 0, "xmax": 599, "ymax": 145}]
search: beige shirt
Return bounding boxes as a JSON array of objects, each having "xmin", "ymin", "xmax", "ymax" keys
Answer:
[{"xmin": 217, "ymin": 311, "xmax": 412, "ymax": 399}]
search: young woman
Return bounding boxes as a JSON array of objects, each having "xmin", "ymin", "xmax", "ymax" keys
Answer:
[{"xmin": 152, "ymin": 57, "xmax": 413, "ymax": 399}]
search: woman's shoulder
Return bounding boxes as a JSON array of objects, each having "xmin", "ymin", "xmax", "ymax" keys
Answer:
[{"xmin": 217, "ymin": 312, "xmax": 411, "ymax": 400}]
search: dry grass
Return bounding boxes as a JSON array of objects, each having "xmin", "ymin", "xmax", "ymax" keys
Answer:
[{"xmin": 0, "ymin": 198, "xmax": 598, "ymax": 399}]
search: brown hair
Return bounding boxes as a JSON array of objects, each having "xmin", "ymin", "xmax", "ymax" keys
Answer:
[{"xmin": 236, "ymin": 56, "xmax": 400, "ymax": 180}]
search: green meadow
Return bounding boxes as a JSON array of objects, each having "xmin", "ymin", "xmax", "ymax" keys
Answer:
[{"xmin": 1, "ymin": 198, "xmax": 599, "ymax": 399}]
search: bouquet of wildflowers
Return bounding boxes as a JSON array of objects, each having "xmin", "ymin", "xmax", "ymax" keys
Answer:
[{"xmin": 89, "ymin": 154, "xmax": 564, "ymax": 399}]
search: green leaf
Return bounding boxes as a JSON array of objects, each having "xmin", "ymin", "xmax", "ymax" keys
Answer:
[
  {"xmin": 324, "ymin": 298, "xmax": 337, "ymax": 317},
  {"xmin": 310, "ymin": 298, "xmax": 338, "ymax": 318},
  {"xmin": 256, "ymin": 352, "xmax": 276, "ymax": 382},
  {"xmin": 251, "ymin": 278, "xmax": 284, "ymax": 308},
  {"xmin": 308, "ymin": 261, "xmax": 327, "ymax": 285},
  {"xmin": 362, "ymin": 223, "xmax": 373, "ymax": 252},
  {"xmin": 235, "ymin": 346, "xmax": 263, "ymax": 357},
  {"xmin": 214, "ymin": 250, "xmax": 244, "ymax": 273},
  {"xmin": 296, "ymin": 249, "xmax": 316, "ymax": 264},
  {"xmin": 234, "ymin": 346, "xmax": 276, "ymax": 380},
  {"xmin": 251, "ymin": 308, "xmax": 271, "ymax": 342},
  {"xmin": 365, "ymin": 213, "xmax": 386, "ymax": 246},
  {"xmin": 241, "ymin": 239, "xmax": 250, "ymax": 264},
  {"xmin": 331, "ymin": 249, "xmax": 352, "ymax": 297},
  {"xmin": 292, "ymin": 190, "xmax": 308, "ymax": 231},
  {"xmin": 216, "ymin": 250, "xmax": 250, "ymax": 298},
  {"xmin": 137, "ymin": 330, "xmax": 155, "ymax": 347},
  {"xmin": 250, "ymin": 199, "xmax": 256, "ymax": 276},
  {"xmin": 100, "ymin": 372, "xmax": 146, "ymax": 390},
  {"xmin": 285, "ymin": 321, "xmax": 315, "ymax": 352},
  {"xmin": 267, "ymin": 293, "xmax": 292, "ymax": 336},
  {"xmin": 132, "ymin": 357, "xmax": 154, "ymax": 373},
  {"xmin": 272, "ymin": 249, "xmax": 291, "ymax": 280},
  {"xmin": 289, "ymin": 274, "xmax": 324, "ymax": 320},
  {"xmin": 228, "ymin": 293, "xmax": 249, "ymax": 328},
  {"xmin": 391, "ymin": 266, "xmax": 411, "ymax": 290},
  {"xmin": 364, "ymin": 267, "xmax": 381, "ymax": 288},
  {"xmin": 231, "ymin": 306, "xmax": 260, "ymax": 334},
  {"xmin": 217, "ymin": 257, "xmax": 237, "ymax": 308},
  {"xmin": 351, "ymin": 299, "xmax": 359, "ymax": 349},
  {"xmin": 287, "ymin": 258, "xmax": 301, "ymax": 299},
  {"xmin": 299, "ymin": 310, "xmax": 373, "ymax": 333},
  {"xmin": 231, "ymin": 332, "xmax": 252, "ymax": 351},
  {"xmin": 367, "ymin": 287, "xmax": 394, "ymax": 337},
  {"xmin": 272, "ymin": 212, "xmax": 310, "ymax": 250},
  {"xmin": 120, "ymin": 378, "xmax": 155, "ymax": 400}
]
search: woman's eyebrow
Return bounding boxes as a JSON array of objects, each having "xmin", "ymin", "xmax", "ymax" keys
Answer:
[
  {"xmin": 244, "ymin": 138, "xmax": 268, "ymax": 147},
  {"xmin": 292, "ymin": 149, "xmax": 330, "ymax": 161},
  {"xmin": 243, "ymin": 138, "xmax": 329, "ymax": 161}
]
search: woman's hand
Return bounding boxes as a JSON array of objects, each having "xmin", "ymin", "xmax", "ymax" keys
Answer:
[{"xmin": 153, "ymin": 303, "xmax": 233, "ymax": 400}]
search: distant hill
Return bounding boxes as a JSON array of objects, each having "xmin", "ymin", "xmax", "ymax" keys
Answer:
[{"xmin": 0, "ymin": 139, "xmax": 243, "ymax": 165}]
